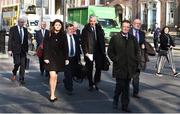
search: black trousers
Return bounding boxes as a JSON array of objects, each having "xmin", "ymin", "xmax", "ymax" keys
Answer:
[
  {"xmin": 113, "ymin": 78, "xmax": 131, "ymax": 108},
  {"xmin": 132, "ymin": 70, "xmax": 140, "ymax": 95},
  {"xmin": 12, "ymin": 53, "xmax": 26, "ymax": 81},
  {"xmin": 153, "ymin": 38, "xmax": 159, "ymax": 52},
  {"xmin": 64, "ymin": 57, "xmax": 78, "ymax": 91},
  {"xmin": 85, "ymin": 56, "xmax": 102, "ymax": 87}
]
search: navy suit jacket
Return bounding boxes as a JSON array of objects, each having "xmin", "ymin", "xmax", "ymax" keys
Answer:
[
  {"xmin": 129, "ymin": 28, "xmax": 145, "ymax": 45},
  {"xmin": 8, "ymin": 26, "xmax": 28, "ymax": 54},
  {"xmin": 35, "ymin": 29, "xmax": 49, "ymax": 47},
  {"xmin": 64, "ymin": 33, "xmax": 81, "ymax": 61}
]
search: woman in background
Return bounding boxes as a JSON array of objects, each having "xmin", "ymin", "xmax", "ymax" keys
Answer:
[{"xmin": 156, "ymin": 26, "xmax": 179, "ymax": 77}]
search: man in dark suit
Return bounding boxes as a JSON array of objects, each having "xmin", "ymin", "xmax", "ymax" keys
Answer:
[
  {"xmin": 108, "ymin": 20, "xmax": 139, "ymax": 112},
  {"xmin": 35, "ymin": 21, "xmax": 49, "ymax": 77},
  {"xmin": 63, "ymin": 23, "xmax": 81, "ymax": 95},
  {"xmin": 81, "ymin": 16, "xmax": 106, "ymax": 91},
  {"xmin": 129, "ymin": 19, "xmax": 145, "ymax": 98},
  {"xmin": 8, "ymin": 18, "xmax": 28, "ymax": 85}
]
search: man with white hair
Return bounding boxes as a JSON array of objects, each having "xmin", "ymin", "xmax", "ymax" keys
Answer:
[
  {"xmin": 8, "ymin": 18, "xmax": 29, "ymax": 85},
  {"xmin": 81, "ymin": 16, "xmax": 106, "ymax": 91}
]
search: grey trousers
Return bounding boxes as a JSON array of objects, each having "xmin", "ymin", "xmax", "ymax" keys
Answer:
[{"xmin": 156, "ymin": 48, "xmax": 176, "ymax": 73}]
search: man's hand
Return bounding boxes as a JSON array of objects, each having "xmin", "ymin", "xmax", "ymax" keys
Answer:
[
  {"xmin": 44, "ymin": 60, "xmax": 50, "ymax": 64},
  {"xmin": 8, "ymin": 51, "xmax": 12, "ymax": 56},
  {"xmin": 65, "ymin": 60, "xmax": 69, "ymax": 65},
  {"xmin": 85, "ymin": 53, "xmax": 93, "ymax": 61},
  {"xmin": 141, "ymin": 44, "xmax": 145, "ymax": 49}
]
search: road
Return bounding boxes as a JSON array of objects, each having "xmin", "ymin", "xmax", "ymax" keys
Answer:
[{"xmin": 0, "ymin": 48, "xmax": 180, "ymax": 113}]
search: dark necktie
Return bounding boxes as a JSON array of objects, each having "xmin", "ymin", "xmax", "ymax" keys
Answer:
[
  {"xmin": 70, "ymin": 35, "xmax": 75, "ymax": 57},
  {"xmin": 20, "ymin": 27, "xmax": 23, "ymax": 44},
  {"xmin": 92, "ymin": 27, "xmax": 97, "ymax": 40},
  {"xmin": 135, "ymin": 30, "xmax": 139, "ymax": 43}
]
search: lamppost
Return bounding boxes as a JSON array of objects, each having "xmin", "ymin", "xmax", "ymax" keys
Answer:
[
  {"xmin": 41, "ymin": 0, "xmax": 43, "ymax": 22},
  {"xmin": 63, "ymin": 0, "xmax": 67, "ymax": 30},
  {"xmin": 19, "ymin": 0, "xmax": 24, "ymax": 18}
]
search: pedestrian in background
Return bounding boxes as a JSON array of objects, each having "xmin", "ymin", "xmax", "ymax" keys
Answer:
[
  {"xmin": 35, "ymin": 21, "xmax": 49, "ymax": 77},
  {"xmin": 152, "ymin": 23, "xmax": 161, "ymax": 52},
  {"xmin": 8, "ymin": 18, "xmax": 29, "ymax": 85},
  {"xmin": 108, "ymin": 20, "xmax": 139, "ymax": 112},
  {"xmin": 81, "ymin": 15, "xmax": 106, "ymax": 91},
  {"xmin": 129, "ymin": 19, "xmax": 145, "ymax": 99},
  {"xmin": 63, "ymin": 23, "xmax": 81, "ymax": 95},
  {"xmin": 156, "ymin": 26, "xmax": 179, "ymax": 77},
  {"xmin": 43, "ymin": 19, "xmax": 66, "ymax": 102}
]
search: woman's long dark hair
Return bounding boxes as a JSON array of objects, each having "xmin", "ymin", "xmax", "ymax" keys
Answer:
[
  {"xmin": 49, "ymin": 19, "xmax": 64, "ymax": 36},
  {"xmin": 161, "ymin": 26, "xmax": 169, "ymax": 35}
]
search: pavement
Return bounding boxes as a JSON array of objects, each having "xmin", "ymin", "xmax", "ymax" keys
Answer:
[
  {"xmin": 0, "ymin": 35, "xmax": 180, "ymax": 113},
  {"xmin": 0, "ymin": 49, "xmax": 180, "ymax": 113}
]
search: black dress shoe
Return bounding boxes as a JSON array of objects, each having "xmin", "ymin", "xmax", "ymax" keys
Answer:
[
  {"xmin": 88, "ymin": 86, "xmax": 94, "ymax": 91},
  {"xmin": 19, "ymin": 81, "xmax": 25, "ymax": 86},
  {"xmin": 95, "ymin": 85, "xmax": 99, "ymax": 91},
  {"xmin": 132, "ymin": 94, "xmax": 141, "ymax": 99},
  {"xmin": 49, "ymin": 97, "xmax": 58, "ymax": 102},
  {"xmin": 112, "ymin": 101, "xmax": 118, "ymax": 109},
  {"xmin": 113, "ymin": 104, "xmax": 118, "ymax": 109},
  {"xmin": 122, "ymin": 107, "xmax": 132, "ymax": 113}
]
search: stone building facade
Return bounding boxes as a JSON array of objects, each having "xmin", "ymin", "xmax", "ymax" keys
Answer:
[{"xmin": 109, "ymin": 0, "xmax": 180, "ymax": 31}]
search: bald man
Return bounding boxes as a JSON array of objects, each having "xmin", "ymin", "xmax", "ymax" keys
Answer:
[
  {"xmin": 8, "ymin": 18, "xmax": 29, "ymax": 85},
  {"xmin": 129, "ymin": 19, "xmax": 145, "ymax": 98}
]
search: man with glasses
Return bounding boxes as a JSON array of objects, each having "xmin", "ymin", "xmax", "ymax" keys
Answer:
[{"xmin": 129, "ymin": 19, "xmax": 145, "ymax": 99}]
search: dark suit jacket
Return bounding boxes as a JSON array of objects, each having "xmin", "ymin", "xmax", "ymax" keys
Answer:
[
  {"xmin": 8, "ymin": 26, "xmax": 28, "ymax": 54},
  {"xmin": 35, "ymin": 29, "xmax": 49, "ymax": 47},
  {"xmin": 108, "ymin": 32, "xmax": 140, "ymax": 79},
  {"xmin": 159, "ymin": 33, "xmax": 175, "ymax": 51},
  {"xmin": 129, "ymin": 28, "xmax": 145, "ymax": 45},
  {"xmin": 64, "ymin": 33, "xmax": 81, "ymax": 61}
]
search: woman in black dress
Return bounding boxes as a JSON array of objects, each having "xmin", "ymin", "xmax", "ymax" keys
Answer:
[{"xmin": 44, "ymin": 19, "xmax": 67, "ymax": 102}]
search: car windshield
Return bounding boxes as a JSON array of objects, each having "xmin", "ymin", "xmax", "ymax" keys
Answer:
[{"xmin": 98, "ymin": 19, "xmax": 118, "ymax": 28}]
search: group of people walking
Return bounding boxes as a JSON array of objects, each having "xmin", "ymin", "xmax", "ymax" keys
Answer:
[{"xmin": 7, "ymin": 16, "xmax": 179, "ymax": 112}]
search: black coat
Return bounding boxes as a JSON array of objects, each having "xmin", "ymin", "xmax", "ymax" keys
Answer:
[
  {"xmin": 8, "ymin": 26, "xmax": 28, "ymax": 54},
  {"xmin": 159, "ymin": 33, "xmax": 175, "ymax": 51},
  {"xmin": 81, "ymin": 23, "xmax": 105, "ymax": 55},
  {"xmin": 107, "ymin": 32, "xmax": 140, "ymax": 79},
  {"xmin": 81, "ymin": 23, "xmax": 106, "ymax": 68},
  {"xmin": 43, "ymin": 32, "xmax": 66, "ymax": 72}
]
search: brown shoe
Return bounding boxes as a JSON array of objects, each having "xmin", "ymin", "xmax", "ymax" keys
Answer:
[{"xmin": 10, "ymin": 75, "xmax": 16, "ymax": 81}]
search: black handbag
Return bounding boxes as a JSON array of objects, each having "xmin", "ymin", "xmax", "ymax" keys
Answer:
[
  {"xmin": 73, "ymin": 63, "xmax": 88, "ymax": 83},
  {"xmin": 145, "ymin": 41, "xmax": 156, "ymax": 56},
  {"xmin": 102, "ymin": 56, "xmax": 110, "ymax": 71},
  {"xmin": 158, "ymin": 50, "xmax": 168, "ymax": 56}
]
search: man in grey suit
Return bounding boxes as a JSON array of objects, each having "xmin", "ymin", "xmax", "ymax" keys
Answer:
[{"xmin": 8, "ymin": 18, "xmax": 29, "ymax": 85}]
